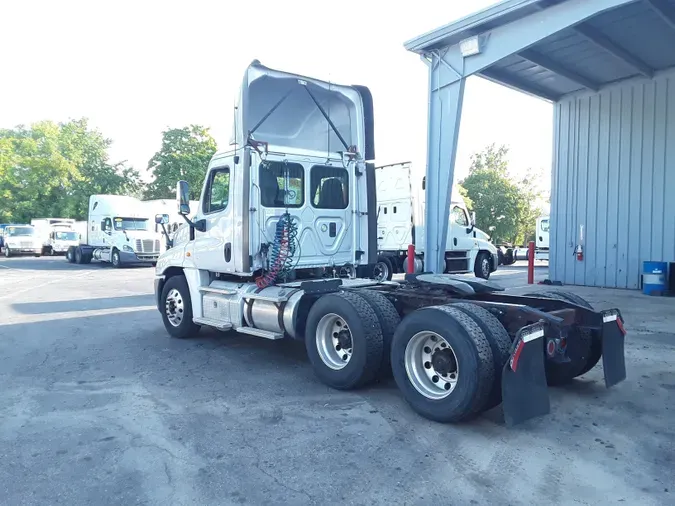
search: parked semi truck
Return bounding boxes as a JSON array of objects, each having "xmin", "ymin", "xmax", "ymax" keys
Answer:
[
  {"xmin": 371, "ymin": 162, "xmax": 498, "ymax": 281},
  {"xmin": 153, "ymin": 60, "xmax": 626, "ymax": 426},
  {"xmin": 65, "ymin": 195, "xmax": 162, "ymax": 267},
  {"xmin": 144, "ymin": 198, "xmax": 199, "ymax": 249},
  {"xmin": 535, "ymin": 215, "xmax": 550, "ymax": 261},
  {"xmin": 31, "ymin": 218, "xmax": 79, "ymax": 255}
]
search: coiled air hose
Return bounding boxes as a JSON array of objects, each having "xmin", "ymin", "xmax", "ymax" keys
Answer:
[{"xmin": 255, "ymin": 212, "xmax": 298, "ymax": 288}]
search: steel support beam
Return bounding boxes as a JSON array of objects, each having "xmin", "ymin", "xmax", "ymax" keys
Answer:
[
  {"xmin": 573, "ymin": 24, "xmax": 654, "ymax": 77},
  {"xmin": 424, "ymin": 49, "xmax": 465, "ymax": 274},
  {"xmin": 518, "ymin": 49, "xmax": 601, "ymax": 91},
  {"xmin": 479, "ymin": 67, "xmax": 561, "ymax": 101},
  {"xmin": 645, "ymin": 0, "xmax": 675, "ymax": 32}
]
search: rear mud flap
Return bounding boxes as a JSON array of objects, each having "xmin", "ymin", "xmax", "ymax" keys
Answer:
[
  {"xmin": 601, "ymin": 309, "xmax": 626, "ymax": 388},
  {"xmin": 502, "ymin": 322, "xmax": 550, "ymax": 426}
]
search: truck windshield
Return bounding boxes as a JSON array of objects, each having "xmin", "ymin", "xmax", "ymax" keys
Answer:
[
  {"xmin": 6, "ymin": 227, "xmax": 34, "ymax": 237},
  {"xmin": 55, "ymin": 231, "xmax": 78, "ymax": 241},
  {"xmin": 113, "ymin": 218, "xmax": 148, "ymax": 231}
]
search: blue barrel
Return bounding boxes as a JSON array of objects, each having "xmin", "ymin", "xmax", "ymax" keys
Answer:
[{"xmin": 643, "ymin": 261, "xmax": 668, "ymax": 296}]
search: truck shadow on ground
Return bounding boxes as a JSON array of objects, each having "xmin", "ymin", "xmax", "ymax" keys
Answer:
[
  {"xmin": 11, "ymin": 294, "xmax": 155, "ymax": 315},
  {"xmin": 0, "ymin": 257, "xmax": 153, "ymax": 272}
]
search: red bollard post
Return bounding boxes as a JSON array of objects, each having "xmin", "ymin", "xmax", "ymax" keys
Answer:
[
  {"xmin": 407, "ymin": 244, "xmax": 415, "ymax": 274},
  {"xmin": 527, "ymin": 241, "xmax": 535, "ymax": 284}
]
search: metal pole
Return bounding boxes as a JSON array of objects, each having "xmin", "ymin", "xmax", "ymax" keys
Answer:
[
  {"xmin": 408, "ymin": 244, "xmax": 415, "ymax": 274},
  {"xmin": 528, "ymin": 241, "xmax": 535, "ymax": 284}
]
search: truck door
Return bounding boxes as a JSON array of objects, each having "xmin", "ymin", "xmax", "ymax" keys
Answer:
[
  {"xmin": 193, "ymin": 165, "xmax": 235, "ymax": 273},
  {"xmin": 450, "ymin": 205, "xmax": 475, "ymax": 253}
]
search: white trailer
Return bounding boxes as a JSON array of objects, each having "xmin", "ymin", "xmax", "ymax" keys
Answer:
[
  {"xmin": 371, "ymin": 162, "xmax": 498, "ymax": 281},
  {"xmin": 152, "ymin": 61, "xmax": 627, "ymax": 427},
  {"xmin": 65, "ymin": 195, "xmax": 162, "ymax": 267},
  {"xmin": 31, "ymin": 218, "xmax": 79, "ymax": 255},
  {"xmin": 535, "ymin": 215, "xmax": 550, "ymax": 262}
]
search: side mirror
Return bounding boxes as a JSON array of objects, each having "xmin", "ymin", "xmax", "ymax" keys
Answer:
[
  {"xmin": 470, "ymin": 212, "xmax": 476, "ymax": 227},
  {"xmin": 177, "ymin": 180, "xmax": 191, "ymax": 215},
  {"xmin": 155, "ymin": 214, "xmax": 169, "ymax": 225}
]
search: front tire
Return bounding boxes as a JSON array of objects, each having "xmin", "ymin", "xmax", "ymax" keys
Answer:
[
  {"xmin": 305, "ymin": 291, "xmax": 383, "ymax": 390},
  {"xmin": 391, "ymin": 305, "xmax": 495, "ymax": 423},
  {"xmin": 111, "ymin": 248, "xmax": 121, "ymax": 268},
  {"xmin": 474, "ymin": 252, "xmax": 491, "ymax": 279},
  {"xmin": 4, "ymin": 247, "xmax": 10, "ymax": 258},
  {"xmin": 160, "ymin": 275, "xmax": 201, "ymax": 338}
]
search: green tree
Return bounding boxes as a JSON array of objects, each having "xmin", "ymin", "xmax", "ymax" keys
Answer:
[
  {"xmin": 460, "ymin": 143, "xmax": 545, "ymax": 245},
  {"xmin": 145, "ymin": 125, "xmax": 217, "ymax": 200},
  {"xmin": 0, "ymin": 119, "xmax": 143, "ymax": 222}
]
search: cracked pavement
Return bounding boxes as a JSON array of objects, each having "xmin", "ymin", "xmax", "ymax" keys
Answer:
[{"xmin": 0, "ymin": 257, "xmax": 673, "ymax": 505}]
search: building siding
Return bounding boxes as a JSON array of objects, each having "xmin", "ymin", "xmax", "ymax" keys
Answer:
[{"xmin": 550, "ymin": 71, "xmax": 675, "ymax": 289}]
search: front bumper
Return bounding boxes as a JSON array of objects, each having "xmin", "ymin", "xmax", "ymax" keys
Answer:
[
  {"xmin": 120, "ymin": 251, "xmax": 159, "ymax": 264},
  {"xmin": 7, "ymin": 247, "xmax": 41, "ymax": 255},
  {"xmin": 501, "ymin": 309, "xmax": 626, "ymax": 426}
]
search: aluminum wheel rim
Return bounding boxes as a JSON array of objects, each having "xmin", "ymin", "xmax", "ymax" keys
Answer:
[
  {"xmin": 316, "ymin": 313, "xmax": 353, "ymax": 370},
  {"xmin": 373, "ymin": 261, "xmax": 389, "ymax": 282},
  {"xmin": 481, "ymin": 258, "xmax": 490, "ymax": 277},
  {"xmin": 165, "ymin": 288, "xmax": 184, "ymax": 327},
  {"xmin": 112, "ymin": 251, "xmax": 119, "ymax": 266},
  {"xmin": 404, "ymin": 331, "xmax": 459, "ymax": 400}
]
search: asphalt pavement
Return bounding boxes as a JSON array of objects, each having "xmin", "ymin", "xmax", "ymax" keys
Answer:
[{"xmin": 0, "ymin": 256, "xmax": 672, "ymax": 505}]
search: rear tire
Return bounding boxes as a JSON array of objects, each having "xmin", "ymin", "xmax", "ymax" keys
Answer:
[
  {"xmin": 474, "ymin": 252, "xmax": 491, "ymax": 279},
  {"xmin": 545, "ymin": 291, "xmax": 601, "ymax": 377},
  {"xmin": 524, "ymin": 290, "xmax": 594, "ymax": 385},
  {"xmin": 372, "ymin": 255, "xmax": 393, "ymax": 281},
  {"xmin": 391, "ymin": 305, "xmax": 494, "ymax": 423},
  {"xmin": 160, "ymin": 275, "xmax": 201, "ymax": 338},
  {"xmin": 305, "ymin": 291, "xmax": 383, "ymax": 390},
  {"xmin": 451, "ymin": 302, "xmax": 512, "ymax": 410},
  {"xmin": 352, "ymin": 289, "xmax": 401, "ymax": 377},
  {"xmin": 66, "ymin": 247, "xmax": 75, "ymax": 263}
]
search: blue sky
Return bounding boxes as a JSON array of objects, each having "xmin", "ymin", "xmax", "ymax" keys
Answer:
[{"xmin": 1, "ymin": 0, "xmax": 553, "ymax": 192}]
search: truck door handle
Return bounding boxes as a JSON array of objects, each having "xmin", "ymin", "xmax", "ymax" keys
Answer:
[
  {"xmin": 224, "ymin": 242, "xmax": 231, "ymax": 262},
  {"xmin": 453, "ymin": 238, "xmax": 457, "ymax": 246},
  {"xmin": 329, "ymin": 222, "xmax": 336, "ymax": 238}
]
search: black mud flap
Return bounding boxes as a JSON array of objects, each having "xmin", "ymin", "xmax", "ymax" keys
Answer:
[
  {"xmin": 502, "ymin": 322, "xmax": 550, "ymax": 426},
  {"xmin": 601, "ymin": 309, "xmax": 626, "ymax": 388}
]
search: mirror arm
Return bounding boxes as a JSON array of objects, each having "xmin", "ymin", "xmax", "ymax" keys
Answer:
[{"xmin": 180, "ymin": 214, "xmax": 206, "ymax": 233}]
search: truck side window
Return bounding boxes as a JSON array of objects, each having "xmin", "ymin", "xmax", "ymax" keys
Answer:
[
  {"xmin": 204, "ymin": 167, "xmax": 230, "ymax": 214},
  {"xmin": 541, "ymin": 220, "xmax": 549, "ymax": 232},
  {"xmin": 311, "ymin": 165, "xmax": 349, "ymax": 209},
  {"xmin": 259, "ymin": 161, "xmax": 304, "ymax": 208},
  {"xmin": 451, "ymin": 206, "xmax": 468, "ymax": 226},
  {"xmin": 104, "ymin": 218, "xmax": 112, "ymax": 231}
]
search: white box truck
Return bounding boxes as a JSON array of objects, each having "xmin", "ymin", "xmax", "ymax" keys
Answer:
[
  {"xmin": 65, "ymin": 195, "xmax": 162, "ymax": 267},
  {"xmin": 2, "ymin": 224, "xmax": 42, "ymax": 257},
  {"xmin": 31, "ymin": 218, "xmax": 80, "ymax": 255},
  {"xmin": 370, "ymin": 162, "xmax": 498, "ymax": 281}
]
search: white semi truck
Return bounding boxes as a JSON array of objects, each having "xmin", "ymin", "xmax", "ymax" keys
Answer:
[
  {"xmin": 65, "ymin": 195, "xmax": 162, "ymax": 267},
  {"xmin": 144, "ymin": 198, "xmax": 199, "ymax": 250},
  {"xmin": 372, "ymin": 162, "xmax": 498, "ymax": 281},
  {"xmin": 535, "ymin": 215, "xmax": 550, "ymax": 262},
  {"xmin": 31, "ymin": 218, "xmax": 79, "ymax": 255},
  {"xmin": 152, "ymin": 60, "xmax": 627, "ymax": 427}
]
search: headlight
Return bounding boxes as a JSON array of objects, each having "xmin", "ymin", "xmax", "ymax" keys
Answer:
[{"xmin": 123, "ymin": 245, "xmax": 134, "ymax": 253}]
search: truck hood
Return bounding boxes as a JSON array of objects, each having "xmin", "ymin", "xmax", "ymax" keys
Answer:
[{"xmin": 231, "ymin": 60, "xmax": 375, "ymax": 160}]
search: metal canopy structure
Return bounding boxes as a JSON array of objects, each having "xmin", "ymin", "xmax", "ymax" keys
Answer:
[{"xmin": 405, "ymin": 0, "xmax": 675, "ymax": 274}]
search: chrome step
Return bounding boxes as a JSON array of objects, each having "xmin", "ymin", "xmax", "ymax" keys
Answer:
[
  {"xmin": 199, "ymin": 286, "xmax": 238, "ymax": 296},
  {"xmin": 235, "ymin": 327, "xmax": 284, "ymax": 340},
  {"xmin": 193, "ymin": 317, "xmax": 232, "ymax": 330}
]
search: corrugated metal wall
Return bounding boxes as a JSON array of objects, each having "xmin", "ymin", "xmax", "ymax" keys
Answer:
[{"xmin": 550, "ymin": 70, "xmax": 675, "ymax": 289}]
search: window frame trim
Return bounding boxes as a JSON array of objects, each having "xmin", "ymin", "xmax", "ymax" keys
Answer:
[
  {"xmin": 309, "ymin": 164, "xmax": 350, "ymax": 210},
  {"xmin": 203, "ymin": 166, "xmax": 231, "ymax": 215},
  {"xmin": 258, "ymin": 161, "xmax": 306, "ymax": 209}
]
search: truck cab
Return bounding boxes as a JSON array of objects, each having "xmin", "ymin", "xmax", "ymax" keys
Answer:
[{"xmin": 2, "ymin": 225, "xmax": 42, "ymax": 257}]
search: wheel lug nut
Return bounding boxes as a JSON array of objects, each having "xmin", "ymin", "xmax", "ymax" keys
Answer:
[
  {"xmin": 342, "ymin": 354, "xmax": 348, "ymax": 361},
  {"xmin": 424, "ymin": 361, "xmax": 431, "ymax": 369},
  {"xmin": 423, "ymin": 346, "xmax": 431, "ymax": 354},
  {"xmin": 336, "ymin": 344, "xmax": 341, "ymax": 351},
  {"xmin": 444, "ymin": 383, "xmax": 451, "ymax": 390},
  {"xmin": 432, "ymin": 375, "xmax": 439, "ymax": 383}
]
